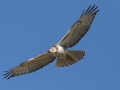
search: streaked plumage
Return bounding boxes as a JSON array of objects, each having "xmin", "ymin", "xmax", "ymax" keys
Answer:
[{"xmin": 3, "ymin": 5, "xmax": 99, "ymax": 79}]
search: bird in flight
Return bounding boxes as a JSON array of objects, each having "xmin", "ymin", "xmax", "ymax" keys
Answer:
[{"xmin": 3, "ymin": 5, "xmax": 99, "ymax": 79}]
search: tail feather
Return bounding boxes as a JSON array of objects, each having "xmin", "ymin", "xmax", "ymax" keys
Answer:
[
  {"xmin": 56, "ymin": 50, "xmax": 85, "ymax": 67},
  {"xmin": 68, "ymin": 50, "xmax": 85, "ymax": 60},
  {"xmin": 56, "ymin": 58, "xmax": 68, "ymax": 67}
]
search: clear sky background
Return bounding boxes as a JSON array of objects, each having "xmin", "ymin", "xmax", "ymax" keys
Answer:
[{"xmin": 0, "ymin": 0, "xmax": 120, "ymax": 90}]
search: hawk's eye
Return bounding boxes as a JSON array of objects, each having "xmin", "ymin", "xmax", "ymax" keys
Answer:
[{"xmin": 50, "ymin": 48, "xmax": 55, "ymax": 52}]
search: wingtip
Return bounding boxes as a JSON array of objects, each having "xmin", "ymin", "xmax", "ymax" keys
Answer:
[
  {"xmin": 89, "ymin": 5, "xmax": 99, "ymax": 14},
  {"xmin": 3, "ymin": 74, "xmax": 13, "ymax": 80},
  {"xmin": 3, "ymin": 69, "xmax": 13, "ymax": 80},
  {"xmin": 81, "ymin": 5, "xmax": 99, "ymax": 16}
]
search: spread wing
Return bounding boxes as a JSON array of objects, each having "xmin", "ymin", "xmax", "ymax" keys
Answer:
[
  {"xmin": 58, "ymin": 5, "xmax": 99, "ymax": 48},
  {"xmin": 3, "ymin": 52, "xmax": 56, "ymax": 79}
]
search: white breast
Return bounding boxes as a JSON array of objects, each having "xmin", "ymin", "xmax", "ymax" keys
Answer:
[
  {"xmin": 55, "ymin": 44, "xmax": 67, "ymax": 57},
  {"xmin": 56, "ymin": 44, "xmax": 65, "ymax": 54}
]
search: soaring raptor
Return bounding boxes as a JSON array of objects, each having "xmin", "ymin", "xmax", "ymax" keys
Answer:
[{"xmin": 3, "ymin": 5, "xmax": 99, "ymax": 79}]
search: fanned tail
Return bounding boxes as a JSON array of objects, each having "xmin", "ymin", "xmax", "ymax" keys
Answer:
[{"xmin": 56, "ymin": 50, "xmax": 85, "ymax": 67}]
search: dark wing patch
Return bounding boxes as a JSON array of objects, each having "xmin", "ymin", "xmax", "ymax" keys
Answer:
[
  {"xmin": 3, "ymin": 52, "xmax": 56, "ymax": 79},
  {"xmin": 58, "ymin": 5, "xmax": 99, "ymax": 48}
]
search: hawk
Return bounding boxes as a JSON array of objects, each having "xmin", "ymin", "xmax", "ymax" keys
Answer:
[{"xmin": 3, "ymin": 5, "xmax": 99, "ymax": 79}]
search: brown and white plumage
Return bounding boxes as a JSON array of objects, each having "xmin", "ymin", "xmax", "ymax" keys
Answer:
[
  {"xmin": 3, "ymin": 52, "xmax": 55, "ymax": 79},
  {"xmin": 59, "ymin": 5, "xmax": 99, "ymax": 48},
  {"xmin": 3, "ymin": 5, "xmax": 99, "ymax": 79}
]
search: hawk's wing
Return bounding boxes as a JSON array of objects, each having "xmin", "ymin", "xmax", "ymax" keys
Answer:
[
  {"xmin": 3, "ymin": 52, "xmax": 56, "ymax": 79},
  {"xmin": 58, "ymin": 5, "xmax": 99, "ymax": 48}
]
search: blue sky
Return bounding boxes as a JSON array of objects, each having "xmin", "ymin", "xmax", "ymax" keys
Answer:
[{"xmin": 1, "ymin": 0, "xmax": 120, "ymax": 90}]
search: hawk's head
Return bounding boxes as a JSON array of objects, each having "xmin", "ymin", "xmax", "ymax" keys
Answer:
[{"xmin": 49, "ymin": 46, "xmax": 57, "ymax": 53}]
